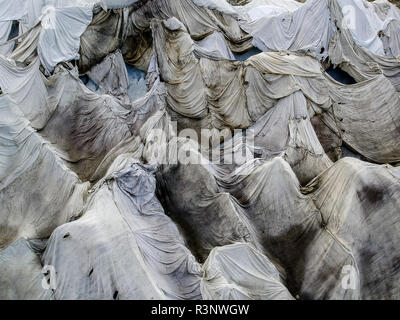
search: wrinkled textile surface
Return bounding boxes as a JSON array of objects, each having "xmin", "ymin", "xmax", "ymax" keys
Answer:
[{"xmin": 1, "ymin": 0, "xmax": 400, "ymax": 301}]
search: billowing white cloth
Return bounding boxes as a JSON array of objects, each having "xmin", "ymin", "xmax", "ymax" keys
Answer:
[
  {"xmin": 0, "ymin": 95, "xmax": 89, "ymax": 247},
  {"xmin": 0, "ymin": 57, "xmax": 50, "ymax": 129},
  {"xmin": 238, "ymin": 0, "xmax": 335, "ymax": 60},
  {"xmin": 337, "ymin": 0, "xmax": 400, "ymax": 57},
  {"xmin": 250, "ymin": 90, "xmax": 332, "ymax": 184},
  {"xmin": 6, "ymin": 0, "xmax": 95, "ymax": 33},
  {"xmin": 193, "ymin": 0, "xmax": 334, "ymax": 60},
  {"xmin": 329, "ymin": 0, "xmax": 400, "ymax": 91},
  {"xmin": 0, "ymin": 0, "xmax": 25, "ymax": 52},
  {"xmin": 0, "ymin": 22, "xmax": 13, "ymax": 55},
  {"xmin": 1, "ymin": 2, "xmax": 94, "ymax": 74},
  {"xmin": 304, "ymin": 158, "xmax": 400, "ymax": 299},
  {"xmin": 41, "ymin": 161, "xmax": 202, "ymax": 300},
  {"xmin": 194, "ymin": 0, "xmax": 400, "ymax": 59},
  {"xmin": 0, "ymin": 239, "xmax": 51, "ymax": 300},
  {"xmin": 38, "ymin": 6, "xmax": 93, "ymax": 74},
  {"xmin": 87, "ymin": 50, "xmax": 132, "ymax": 103},
  {"xmin": 0, "ymin": 0, "xmax": 26, "ymax": 22},
  {"xmin": 193, "ymin": 0, "xmax": 302, "ymax": 14},
  {"xmin": 152, "ymin": 16, "xmax": 400, "ymax": 177},
  {"xmin": 192, "ymin": 0, "xmax": 238, "ymax": 15},
  {"xmin": 156, "ymin": 140, "xmax": 260, "ymax": 261},
  {"xmin": 1, "ymin": 0, "xmax": 400, "ymax": 302},
  {"xmin": 194, "ymin": 32, "xmax": 236, "ymax": 60},
  {"xmin": 201, "ymin": 243, "xmax": 294, "ymax": 300},
  {"xmin": 99, "ymin": 0, "xmax": 140, "ymax": 10}
]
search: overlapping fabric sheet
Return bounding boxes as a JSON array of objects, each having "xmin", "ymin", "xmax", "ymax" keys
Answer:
[
  {"xmin": 242, "ymin": 53, "xmax": 333, "ymax": 181},
  {"xmin": 85, "ymin": 52, "xmax": 149, "ymax": 102},
  {"xmin": 204, "ymin": 156, "xmax": 321, "ymax": 293},
  {"xmin": 156, "ymin": 139, "xmax": 260, "ymax": 262},
  {"xmin": 136, "ymin": 87, "xmax": 400, "ymax": 299},
  {"xmin": 150, "ymin": 18, "xmax": 255, "ymax": 129},
  {"xmin": 38, "ymin": 6, "xmax": 93, "ymax": 74},
  {"xmin": 8, "ymin": 0, "xmax": 140, "ymax": 35},
  {"xmin": 245, "ymin": 53, "xmax": 400, "ymax": 163},
  {"xmin": 0, "ymin": 49, "xmax": 164, "ymax": 183},
  {"xmin": 80, "ymin": 0, "xmax": 250, "ymax": 73},
  {"xmin": 194, "ymin": 31, "xmax": 236, "ymax": 60},
  {"xmin": 0, "ymin": 59, "xmax": 137, "ymax": 182},
  {"xmin": 250, "ymin": 91, "xmax": 332, "ymax": 184},
  {"xmin": 158, "ymin": 17, "xmax": 288, "ymax": 121},
  {"xmin": 35, "ymin": 65, "xmax": 166, "ymax": 182},
  {"xmin": 310, "ymin": 114, "xmax": 342, "ymax": 162},
  {"xmin": 79, "ymin": 8, "xmax": 132, "ymax": 73},
  {"xmin": 152, "ymin": 17, "xmax": 400, "ymax": 166},
  {"xmin": 243, "ymin": 51, "xmax": 330, "ymax": 118},
  {"xmin": 303, "ymin": 158, "xmax": 400, "ymax": 299},
  {"xmin": 0, "ymin": 239, "xmax": 51, "ymax": 300},
  {"xmin": 329, "ymin": 0, "xmax": 400, "ymax": 91},
  {"xmin": 0, "ymin": 22, "xmax": 14, "ymax": 55},
  {"xmin": 151, "ymin": 18, "xmax": 329, "ymax": 182},
  {"xmin": 41, "ymin": 160, "xmax": 202, "ymax": 300},
  {"xmin": 125, "ymin": 64, "xmax": 149, "ymax": 100},
  {"xmin": 85, "ymin": 51, "xmax": 149, "ymax": 102},
  {"xmin": 128, "ymin": 0, "xmax": 253, "ymax": 51},
  {"xmin": 0, "ymin": 1, "xmax": 94, "ymax": 74},
  {"xmin": 21, "ymin": 0, "xmax": 94, "ymax": 32},
  {"xmin": 79, "ymin": 0, "xmax": 321, "ymax": 73},
  {"xmin": 192, "ymin": 0, "xmax": 333, "ymax": 60},
  {"xmin": 0, "ymin": 0, "xmax": 25, "ymax": 55},
  {"xmin": 0, "ymin": 0, "xmax": 25, "ymax": 35},
  {"xmin": 237, "ymin": 0, "xmax": 334, "ymax": 60},
  {"xmin": 193, "ymin": 0, "xmax": 302, "ymax": 14},
  {"xmin": 38, "ymin": 66, "xmax": 134, "ymax": 181},
  {"xmin": 0, "ymin": 0, "xmax": 399, "ymax": 302},
  {"xmin": 190, "ymin": 0, "xmax": 400, "ymax": 90},
  {"xmin": 0, "ymin": 57, "xmax": 51, "ymax": 130},
  {"xmin": 78, "ymin": 0, "xmax": 254, "ymax": 73},
  {"xmin": 201, "ymin": 243, "xmax": 294, "ymax": 300},
  {"xmin": 150, "ymin": 115, "xmax": 400, "ymax": 299},
  {"xmin": 99, "ymin": 0, "xmax": 140, "ymax": 10},
  {"xmin": 87, "ymin": 49, "xmax": 130, "ymax": 103},
  {"xmin": 336, "ymin": 0, "xmax": 400, "ymax": 57},
  {"xmin": 7, "ymin": 25, "xmax": 41, "ymax": 65},
  {"xmin": 323, "ymin": 74, "xmax": 400, "ymax": 163},
  {"xmin": 194, "ymin": 0, "xmax": 400, "ymax": 58},
  {"xmin": 198, "ymin": 151, "xmax": 400, "ymax": 298},
  {"xmin": 0, "ymin": 95, "xmax": 89, "ymax": 248}
]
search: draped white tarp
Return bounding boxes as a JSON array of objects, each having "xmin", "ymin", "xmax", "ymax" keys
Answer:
[
  {"xmin": 201, "ymin": 243, "xmax": 294, "ymax": 300},
  {"xmin": 0, "ymin": 1, "xmax": 94, "ymax": 74},
  {"xmin": 238, "ymin": 0, "xmax": 335, "ymax": 60},
  {"xmin": 193, "ymin": 0, "xmax": 400, "ymax": 58},
  {"xmin": 152, "ymin": 17, "xmax": 400, "ymax": 167},
  {"xmin": 0, "ymin": 239, "xmax": 51, "ymax": 300},
  {"xmin": 0, "ymin": 95, "xmax": 89, "ymax": 247},
  {"xmin": 38, "ymin": 6, "xmax": 93, "ymax": 74},
  {"xmin": 41, "ymin": 160, "xmax": 202, "ymax": 299},
  {"xmin": 0, "ymin": 0, "xmax": 25, "ymax": 54},
  {"xmin": 329, "ymin": 0, "xmax": 400, "ymax": 91},
  {"xmin": 337, "ymin": 0, "xmax": 400, "ymax": 57},
  {"xmin": 0, "ymin": 57, "xmax": 50, "ymax": 129},
  {"xmin": 0, "ymin": 0, "xmax": 400, "ymax": 301},
  {"xmin": 87, "ymin": 49, "xmax": 130, "ymax": 103},
  {"xmin": 99, "ymin": 0, "xmax": 140, "ymax": 10},
  {"xmin": 192, "ymin": 0, "xmax": 334, "ymax": 60},
  {"xmin": 194, "ymin": 31, "xmax": 236, "ymax": 60},
  {"xmin": 0, "ymin": 22, "xmax": 13, "ymax": 55}
]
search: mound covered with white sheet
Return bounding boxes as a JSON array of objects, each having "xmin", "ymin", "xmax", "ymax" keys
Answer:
[{"xmin": 1, "ymin": 0, "xmax": 400, "ymax": 301}]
